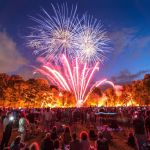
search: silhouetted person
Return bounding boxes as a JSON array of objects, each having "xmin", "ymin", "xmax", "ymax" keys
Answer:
[
  {"xmin": 51, "ymin": 126, "xmax": 58, "ymax": 141},
  {"xmin": 70, "ymin": 133, "xmax": 81, "ymax": 150},
  {"xmin": 53, "ymin": 140, "xmax": 61, "ymax": 150},
  {"xmin": 127, "ymin": 132, "xmax": 135, "ymax": 148},
  {"xmin": 10, "ymin": 136, "xmax": 25, "ymax": 150},
  {"xmin": 133, "ymin": 112, "xmax": 146, "ymax": 150},
  {"xmin": 80, "ymin": 131, "xmax": 90, "ymax": 150},
  {"xmin": 41, "ymin": 133, "xmax": 54, "ymax": 150},
  {"xmin": 1, "ymin": 112, "xmax": 13, "ymax": 150},
  {"xmin": 145, "ymin": 110, "xmax": 150, "ymax": 138}
]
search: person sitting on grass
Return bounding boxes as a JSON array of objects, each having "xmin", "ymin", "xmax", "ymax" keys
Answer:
[
  {"xmin": 10, "ymin": 136, "xmax": 25, "ymax": 150},
  {"xmin": 96, "ymin": 132, "xmax": 109, "ymax": 150}
]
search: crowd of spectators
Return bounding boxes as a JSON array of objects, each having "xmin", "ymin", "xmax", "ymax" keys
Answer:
[{"xmin": 0, "ymin": 106, "xmax": 150, "ymax": 150}]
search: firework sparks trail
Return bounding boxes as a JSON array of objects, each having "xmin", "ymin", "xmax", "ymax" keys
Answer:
[
  {"xmin": 35, "ymin": 55, "xmax": 114, "ymax": 106},
  {"xmin": 84, "ymin": 79, "xmax": 115, "ymax": 103}
]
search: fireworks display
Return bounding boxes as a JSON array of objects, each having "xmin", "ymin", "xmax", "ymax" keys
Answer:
[
  {"xmin": 27, "ymin": 4, "xmax": 110, "ymax": 65},
  {"xmin": 76, "ymin": 15, "xmax": 110, "ymax": 65},
  {"xmin": 27, "ymin": 3, "xmax": 113, "ymax": 106},
  {"xmin": 27, "ymin": 3, "xmax": 80, "ymax": 62},
  {"xmin": 35, "ymin": 55, "xmax": 114, "ymax": 106}
]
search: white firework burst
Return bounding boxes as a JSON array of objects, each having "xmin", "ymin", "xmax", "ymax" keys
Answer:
[
  {"xmin": 27, "ymin": 3, "xmax": 80, "ymax": 61},
  {"xmin": 76, "ymin": 15, "xmax": 110, "ymax": 65}
]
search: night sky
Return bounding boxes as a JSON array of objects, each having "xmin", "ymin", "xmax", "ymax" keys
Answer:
[{"xmin": 0, "ymin": 0, "xmax": 150, "ymax": 84}]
